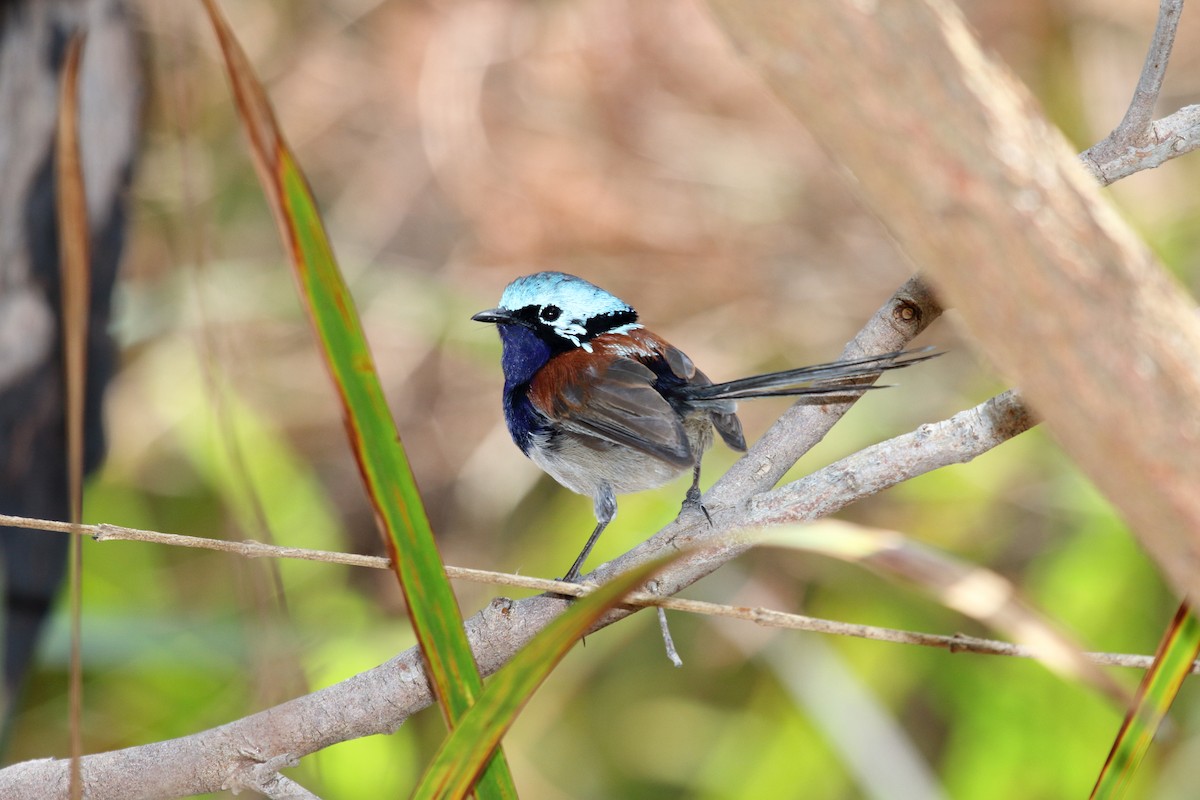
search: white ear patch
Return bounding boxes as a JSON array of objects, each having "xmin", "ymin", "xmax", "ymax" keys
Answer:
[{"xmin": 554, "ymin": 318, "xmax": 591, "ymax": 350}]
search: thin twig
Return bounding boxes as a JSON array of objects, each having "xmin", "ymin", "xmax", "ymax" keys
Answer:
[
  {"xmin": 1116, "ymin": 0, "xmax": 1182, "ymax": 137},
  {"xmin": 656, "ymin": 608, "xmax": 683, "ymax": 668},
  {"xmin": 1, "ymin": 511, "xmax": 1188, "ymax": 673}
]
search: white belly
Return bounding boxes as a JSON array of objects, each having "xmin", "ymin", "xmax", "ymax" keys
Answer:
[{"xmin": 527, "ymin": 416, "xmax": 714, "ymax": 499}]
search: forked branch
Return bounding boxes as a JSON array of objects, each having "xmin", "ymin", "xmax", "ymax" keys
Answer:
[{"xmin": 1081, "ymin": 0, "xmax": 1200, "ymax": 184}]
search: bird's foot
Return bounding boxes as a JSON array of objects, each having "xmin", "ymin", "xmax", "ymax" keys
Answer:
[
  {"xmin": 681, "ymin": 486, "xmax": 713, "ymax": 528},
  {"xmin": 549, "ymin": 564, "xmax": 587, "ymax": 600}
]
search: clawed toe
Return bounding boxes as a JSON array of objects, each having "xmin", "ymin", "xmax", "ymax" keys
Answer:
[{"xmin": 680, "ymin": 487, "xmax": 713, "ymax": 527}]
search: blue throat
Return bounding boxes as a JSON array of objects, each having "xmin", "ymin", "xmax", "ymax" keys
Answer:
[{"xmin": 497, "ymin": 324, "xmax": 554, "ymax": 454}]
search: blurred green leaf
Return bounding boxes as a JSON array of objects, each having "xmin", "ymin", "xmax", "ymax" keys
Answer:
[
  {"xmin": 199, "ymin": 0, "xmax": 517, "ymax": 795},
  {"xmin": 1092, "ymin": 602, "xmax": 1200, "ymax": 800},
  {"xmin": 411, "ymin": 557, "xmax": 671, "ymax": 800}
]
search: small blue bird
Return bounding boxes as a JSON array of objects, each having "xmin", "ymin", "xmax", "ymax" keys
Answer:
[{"xmin": 473, "ymin": 272, "xmax": 934, "ymax": 582}]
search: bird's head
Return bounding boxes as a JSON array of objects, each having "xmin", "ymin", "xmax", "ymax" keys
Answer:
[{"xmin": 472, "ymin": 271, "xmax": 640, "ymax": 354}]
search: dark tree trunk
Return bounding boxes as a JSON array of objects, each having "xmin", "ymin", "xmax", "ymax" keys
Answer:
[{"xmin": 0, "ymin": 0, "xmax": 140, "ymax": 727}]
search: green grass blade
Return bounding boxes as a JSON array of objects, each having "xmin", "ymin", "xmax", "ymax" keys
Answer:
[
  {"xmin": 54, "ymin": 33, "xmax": 89, "ymax": 800},
  {"xmin": 199, "ymin": 1, "xmax": 517, "ymax": 795},
  {"xmin": 411, "ymin": 557, "xmax": 672, "ymax": 800},
  {"xmin": 1092, "ymin": 602, "xmax": 1200, "ymax": 799}
]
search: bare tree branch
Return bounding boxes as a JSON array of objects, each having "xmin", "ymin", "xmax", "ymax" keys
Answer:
[
  {"xmin": 706, "ymin": 275, "xmax": 941, "ymax": 509},
  {"xmin": 745, "ymin": 390, "xmax": 1032, "ymax": 527},
  {"xmin": 1082, "ymin": 104, "xmax": 1200, "ymax": 186},
  {"xmin": 1114, "ymin": 0, "xmax": 1182, "ymax": 138},
  {"xmin": 1080, "ymin": 0, "xmax": 1200, "ymax": 184}
]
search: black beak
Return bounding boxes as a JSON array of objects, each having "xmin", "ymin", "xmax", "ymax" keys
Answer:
[{"xmin": 471, "ymin": 308, "xmax": 516, "ymax": 325}]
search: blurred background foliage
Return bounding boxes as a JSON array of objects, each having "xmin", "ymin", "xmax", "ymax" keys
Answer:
[{"xmin": 8, "ymin": 1, "xmax": 1200, "ymax": 797}]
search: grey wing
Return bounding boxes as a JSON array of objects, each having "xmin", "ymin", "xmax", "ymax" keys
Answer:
[
  {"xmin": 556, "ymin": 357, "xmax": 695, "ymax": 468},
  {"xmin": 662, "ymin": 345, "xmax": 747, "ymax": 453}
]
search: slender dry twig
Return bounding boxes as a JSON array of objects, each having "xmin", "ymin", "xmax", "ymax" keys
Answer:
[
  {"xmin": 2, "ymin": 510, "xmax": 1194, "ymax": 675},
  {"xmin": 1113, "ymin": 0, "xmax": 1181, "ymax": 138},
  {"xmin": 19, "ymin": 503, "xmax": 1191, "ymax": 672},
  {"xmin": 655, "ymin": 606, "xmax": 683, "ymax": 668},
  {"xmin": 0, "ymin": 510, "xmax": 1107, "ymax": 667}
]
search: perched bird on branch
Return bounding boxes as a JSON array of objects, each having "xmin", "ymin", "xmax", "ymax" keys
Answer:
[{"xmin": 474, "ymin": 271, "xmax": 936, "ymax": 582}]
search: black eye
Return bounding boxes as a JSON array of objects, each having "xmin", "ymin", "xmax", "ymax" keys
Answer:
[{"xmin": 539, "ymin": 305, "xmax": 562, "ymax": 323}]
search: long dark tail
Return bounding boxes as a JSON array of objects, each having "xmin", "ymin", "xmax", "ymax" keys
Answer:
[{"xmin": 680, "ymin": 347, "xmax": 939, "ymax": 402}]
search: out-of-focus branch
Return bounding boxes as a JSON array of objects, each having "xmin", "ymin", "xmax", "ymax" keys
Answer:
[
  {"xmin": 0, "ymin": 0, "xmax": 140, "ymax": 726},
  {"xmin": 705, "ymin": 0, "xmax": 1200, "ymax": 603}
]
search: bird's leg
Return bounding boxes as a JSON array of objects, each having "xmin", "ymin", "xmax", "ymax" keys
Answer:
[
  {"xmin": 680, "ymin": 462, "xmax": 712, "ymax": 527},
  {"xmin": 562, "ymin": 485, "xmax": 617, "ymax": 583},
  {"xmin": 561, "ymin": 520, "xmax": 606, "ymax": 585}
]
